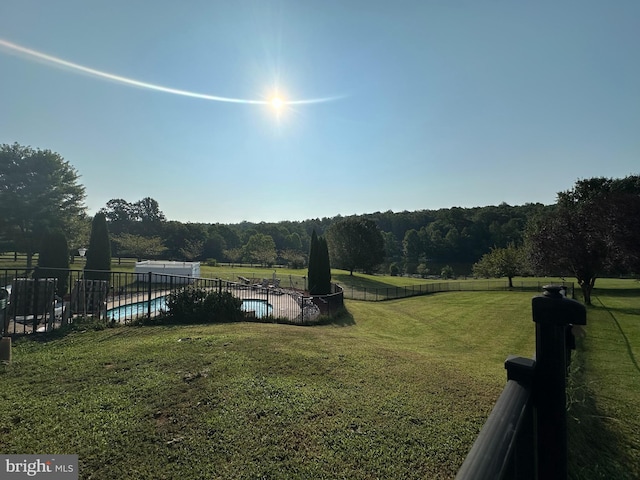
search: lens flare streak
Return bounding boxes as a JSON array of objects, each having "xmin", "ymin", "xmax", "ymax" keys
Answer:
[{"xmin": 0, "ymin": 38, "xmax": 342, "ymax": 106}]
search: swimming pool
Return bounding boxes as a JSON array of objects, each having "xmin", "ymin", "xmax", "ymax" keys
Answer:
[
  {"xmin": 107, "ymin": 296, "xmax": 273, "ymax": 321},
  {"xmin": 107, "ymin": 296, "xmax": 167, "ymax": 321},
  {"xmin": 240, "ymin": 299, "xmax": 273, "ymax": 318}
]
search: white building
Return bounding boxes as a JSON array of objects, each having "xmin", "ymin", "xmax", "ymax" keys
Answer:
[{"xmin": 134, "ymin": 261, "xmax": 200, "ymax": 284}]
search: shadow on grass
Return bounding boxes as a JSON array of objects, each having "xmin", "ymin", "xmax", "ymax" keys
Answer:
[
  {"xmin": 236, "ymin": 307, "xmax": 356, "ymax": 327},
  {"xmin": 129, "ymin": 307, "xmax": 356, "ymax": 328},
  {"xmin": 568, "ymin": 346, "xmax": 639, "ymax": 480},
  {"xmin": 7, "ymin": 315, "xmax": 353, "ymax": 337},
  {"xmin": 591, "ymin": 287, "xmax": 640, "ymax": 297},
  {"xmin": 592, "ymin": 295, "xmax": 640, "ymax": 375},
  {"xmin": 332, "ymin": 273, "xmax": 400, "ymax": 290},
  {"xmin": 593, "ymin": 306, "xmax": 640, "ymax": 316},
  {"xmin": 11, "ymin": 318, "xmax": 115, "ymax": 344},
  {"xmin": 309, "ymin": 307, "xmax": 356, "ymax": 327}
]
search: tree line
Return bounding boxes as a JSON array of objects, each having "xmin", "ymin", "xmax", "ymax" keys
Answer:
[{"xmin": 1, "ymin": 142, "xmax": 638, "ymax": 303}]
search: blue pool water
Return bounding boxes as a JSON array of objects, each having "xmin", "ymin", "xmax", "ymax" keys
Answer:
[
  {"xmin": 107, "ymin": 296, "xmax": 167, "ymax": 321},
  {"xmin": 107, "ymin": 296, "xmax": 273, "ymax": 321},
  {"xmin": 240, "ymin": 299, "xmax": 273, "ymax": 318}
]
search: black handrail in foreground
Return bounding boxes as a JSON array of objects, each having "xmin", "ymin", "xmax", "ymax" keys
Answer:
[
  {"xmin": 456, "ymin": 286, "xmax": 586, "ymax": 480},
  {"xmin": 456, "ymin": 356, "xmax": 536, "ymax": 480}
]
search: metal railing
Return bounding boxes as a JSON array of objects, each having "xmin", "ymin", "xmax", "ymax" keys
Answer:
[
  {"xmin": 455, "ymin": 286, "xmax": 586, "ymax": 480},
  {"xmin": 342, "ymin": 280, "xmax": 575, "ymax": 301},
  {"xmin": 0, "ymin": 268, "xmax": 344, "ymax": 335}
]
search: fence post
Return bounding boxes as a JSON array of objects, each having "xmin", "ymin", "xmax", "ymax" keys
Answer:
[
  {"xmin": 531, "ymin": 285, "xmax": 586, "ymax": 480},
  {"xmin": 147, "ymin": 271, "xmax": 152, "ymax": 318}
]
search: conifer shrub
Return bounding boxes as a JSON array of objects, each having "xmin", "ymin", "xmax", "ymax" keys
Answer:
[
  {"xmin": 85, "ymin": 212, "xmax": 112, "ymax": 281},
  {"xmin": 34, "ymin": 231, "xmax": 70, "ymax": 295},
  {"xmin": 308, "ymin": 230, "xmax": 332, "ymax": 295}
]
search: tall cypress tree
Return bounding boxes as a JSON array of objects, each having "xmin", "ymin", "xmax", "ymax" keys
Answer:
[
  {"xmin": 307, "ymin": 230, "xmax": 319, "ymax": 294},
  {"xmin": 34, "ymin": 230, "xmax": 70, "ymax": 295},
  {"xmin": 85, "ymin": 212, "xmax": 111, "ymax": 281},
  {"xmin": 317, "ymin": 236, "xmax": 331, "ymax": 295},
  {"xmin": 308, "ymin": 230, "xmax": 332, "ymax": 295}
]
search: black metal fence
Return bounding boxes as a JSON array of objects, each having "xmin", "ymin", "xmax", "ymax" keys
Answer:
[
  {"xmin": 455, "ymin": 286, "xmax": 587, "ymax": 480},
  {"xmin": 205, "ymin": 272, "xmax": 576, "ymax": 302},
  {"xmin": 341, "ymin": 279, "xmax": 575, "ymax": 301},
  {"xmin": 0, "ymin": 268, "xmax": 344, "ymax": 336}
]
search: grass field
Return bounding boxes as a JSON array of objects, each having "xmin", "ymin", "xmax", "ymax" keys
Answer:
[
  {"xmin": 0, "ymin": 274, "xmax": 637, "ymax": 478},
  {"xmin": 567, "ymin": 280, "xmax": 640, "ymax": 479}
]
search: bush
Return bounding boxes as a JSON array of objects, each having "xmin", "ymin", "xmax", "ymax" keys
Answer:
[
  {"xmin": 163, "ymin": 287, "xmax": 243, "ymax": 324},
  {"xmin": 389, "ymin": 263, "xmax": 400, "ymax": 276},
  {"xmin": 441, "ymin": 265, "xmax": 454, "ymax": 279},
  {"xmin": 165, "ymin": 286, "xmax": 208, "ymax": 323},
  {"xmin": 205, "ymin": 258, "xmax": 217, "ymax": 267},
  {"xmin": 416, "ymin": 263, "xmax": 430, "ymax": 278},
  {"xmin": 35, "ymin": 231, "xmax": 70, "ymax": 295},
  {"xmin": 404, "ymin": 262, "xmax": 418, "ymax": 275},
  {"xmin": 203, "ymin": 291, "xmax": 244, "ymax": 322}
]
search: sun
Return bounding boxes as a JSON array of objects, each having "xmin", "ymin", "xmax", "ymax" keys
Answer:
[{"xmin": 270, "ymin": 96, "xmax": 284, "ymax": 110}]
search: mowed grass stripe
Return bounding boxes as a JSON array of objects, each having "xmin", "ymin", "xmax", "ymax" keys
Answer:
[{"xmin": 566, "ymin": 283, "xmax": 640, "ymax": 479}]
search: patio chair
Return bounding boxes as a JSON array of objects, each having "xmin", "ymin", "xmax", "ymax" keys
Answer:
[
  {"xmin": 70, "ymin": 279, "xmax": 109, "ymax": 319},
  {"xmin": 1, "ymin": 288, "xmax": 9, "ymax": 336},
  {"xmin": 7, "ymin": 278, "xmax": 57, "ymax": 334}
]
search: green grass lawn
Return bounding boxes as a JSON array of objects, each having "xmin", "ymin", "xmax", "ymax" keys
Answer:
[
  {"xmin": 0, "ymin": 291, "xmax": 534, "ymax": 479},
  {"xmin": 0, "ymin": 278, "xmax": 637, "ymax": 479},
  {"xmin": 567, "ymin": 280, "xmax": 640, "ymax": 479}
]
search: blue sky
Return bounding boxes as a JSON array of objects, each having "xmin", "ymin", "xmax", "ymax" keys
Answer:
[{"xmin": 1, "ymin": 1, "xmax": 638, "ymax": 224}]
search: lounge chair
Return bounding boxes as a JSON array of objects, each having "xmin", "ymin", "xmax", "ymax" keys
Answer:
[
  {"xmin": 69, "ymin": 279, "xmax": 109, "ymax": 319},
  {"xmin": 7, "ymin": 278, "xmax": 57, "ymax": 334}
]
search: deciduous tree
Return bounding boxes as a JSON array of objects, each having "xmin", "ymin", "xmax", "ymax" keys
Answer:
[
  {"xmin": 472, "ymin": 243, "xmax": 523, "ymax": 288},
  {"xmin": 326, "ymin": 218, "xmax": 385, "ymax": 275},
  {"xmin": 223, "ymin": 248, "xmax": 243, "ymax": 266},
  {"xmin": 526, "ymin": 176, "xmax": 640, "ymax": 304},
  {"xmin": 100, "ymin": 197, "xmax": 166, "ymax": 236},
  {"xmin": 112, "ymin": 233, "xmax": 167, "ymax": 261},
  {"xmin": 403, "ymin": 229, "xmax": 422, "ymax": 274},
  {"xmin": 180, "ymin": 239, "xmax": 204, "ymax": 261},
  {"xmin": 244, "ymin": 233, "xmax": 276, "ymax": 266},
  {"xmin": 280, "ymin": 249, "xmax": 305, "ymax": 269},
  {"xmin": 0, "ymin": 143, "xmax": 86, "ymax": 267}
]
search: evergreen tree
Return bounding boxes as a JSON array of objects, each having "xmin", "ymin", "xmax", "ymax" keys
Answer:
[
  {"xmin": 34, "ymin": 231, "xmax": 70, "ymax": 295},
  {"xmin": 317, "ymin": 236, "xmax": 331, "ymax": 295},
  {"xmin": 308, "ymin": 230, "xmax": 331, "ymax": 295},
  {"xmin": 85, "ymin": 212, "xmax": 111, "ymax": 281},
  {"xmin": 307, "ymin": 230, "xmax": 319, "ymax": 293}
]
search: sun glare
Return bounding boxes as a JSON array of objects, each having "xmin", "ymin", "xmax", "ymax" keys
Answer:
[{"xmin": 270, "ymin": 96, "xmax": 284, "ymax": 110}]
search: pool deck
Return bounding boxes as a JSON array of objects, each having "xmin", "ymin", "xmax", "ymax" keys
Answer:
[{"xmin": 230, "ymin": 288, "xmax": 302, "ymax": 320}]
